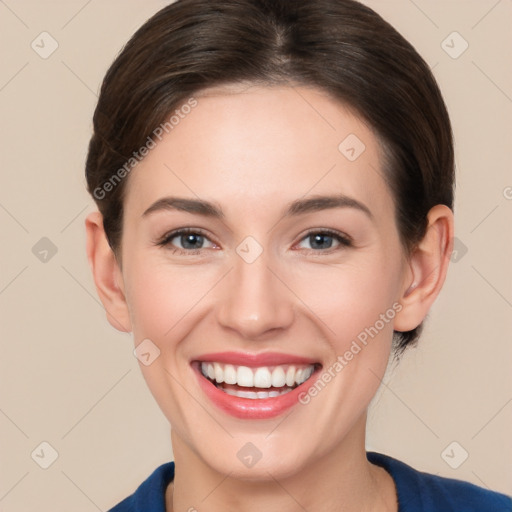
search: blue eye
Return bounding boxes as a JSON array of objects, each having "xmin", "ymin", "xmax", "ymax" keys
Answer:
[
  {"xmin": 156, "ymin": 228, "xmax": 352, "ymax": 255},
  {"xmin": 297, "ymin": 230, "xmax": 352, "ymax": 251},
  {"xmin": 158, "ymin": 229, "xmax": 216, "ymax": 253},
  {"xmin": 176, "ymin": 232, "xmax": 205, "ymax": 250}
]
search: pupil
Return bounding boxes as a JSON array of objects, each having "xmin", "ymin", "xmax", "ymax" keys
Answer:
[
  {"xmin": 311, "ymin": 234, "xmax": 332, "ymax": 249},
  {"xmin": 181, "ymin": 233, "xmax": 203, "ymax": 249}
]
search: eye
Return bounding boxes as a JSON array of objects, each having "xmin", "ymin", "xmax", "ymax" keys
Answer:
[
  {"xmin": 156, "ymin": 228, "xmax": 351, "ymax": 255},
  {"xmin": 296, "ymin": 230, "xmax": 352, "ymax": 252},
  {"xmin": 157, "ymin": 228, "xmax": 217, "ymax": 254}
]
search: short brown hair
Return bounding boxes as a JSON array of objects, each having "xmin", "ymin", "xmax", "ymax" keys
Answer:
[{"xmin": 85, "ymin": 0, "xmax": 455, "ymax": 356}]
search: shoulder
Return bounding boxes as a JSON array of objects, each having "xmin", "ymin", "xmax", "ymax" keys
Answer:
[
  {"xmin": 107, "ymin": 462, "xmax": 175, "ymax": 512},
  {"xmin": 367, "ymin": 452, "xmax": 512, "ymax": 512}
]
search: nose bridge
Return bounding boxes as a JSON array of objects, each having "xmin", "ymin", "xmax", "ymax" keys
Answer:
[{"xmin": 216, "ymin": 243, "xmax": 294, "ymax": 338}]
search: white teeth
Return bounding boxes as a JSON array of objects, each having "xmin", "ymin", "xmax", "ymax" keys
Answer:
[
  {"xmin": 254, "ymin": 367, "xmax": 272, "ymax": 388},
  {"xmin": 224, "ymin": 364, "xmax": 237, "ymax": 385},
  {"xmin": 237, "ymin": 366, "xmax": 254, "ymax": 388},
  {"xmin": 224, "ymin": 388, "xmax": 293, "ymax": 399},
  {"xmin": 200, "ymin": 361, "xmax": 316, "ymax": 389},
  {"xmin": 271, "ymin": 366, "xmax": 286, "ymax": 387},
  {"xmin": 286, "ymin": 365, "xmax": 296, "ymax": 387},
  {"xmin": 214, "ymin": 362, "xmax": 224, "ymax": 383}
]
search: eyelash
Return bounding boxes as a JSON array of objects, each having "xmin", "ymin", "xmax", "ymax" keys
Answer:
[
  {"xmin": 156, "ymin": 227, "xmax": 353, "ymax": 256},
  {"xmin": 156, "ymin": 228, "xmax": 215, "ymax": 255},
  {"xmin": 296, "ymin": 229, "xmax": 353, "ymax": 253}
]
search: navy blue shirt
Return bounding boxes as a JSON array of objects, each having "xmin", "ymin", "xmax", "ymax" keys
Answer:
[{"xmin": 109, "ymin": 452, "xmax": 512, "ymax": 511}]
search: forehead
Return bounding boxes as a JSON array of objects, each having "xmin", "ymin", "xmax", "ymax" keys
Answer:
[{"xmin": 124, "ymin": 85, "xmax": 394, "ymax": 221}]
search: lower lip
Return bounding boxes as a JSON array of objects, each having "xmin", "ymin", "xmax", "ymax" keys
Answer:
[{"xmin": 193, "ymin": 364, "xmax": 319, "ymax": 419}]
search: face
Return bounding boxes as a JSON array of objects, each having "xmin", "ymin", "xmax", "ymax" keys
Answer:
[{"xmin": 118, "ymin": 85, "xmax": 410, "ymax": 479}]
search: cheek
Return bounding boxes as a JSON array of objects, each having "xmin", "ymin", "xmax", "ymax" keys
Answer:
[
  {"xmin": 124, "ymin": 255, "xmax": 220, "ymax": 344},
  {"xmin": 122, "ymin": 257, "xmax": 217, "ymax": 429},
  {"xmin": 290, "ymin": 259, "xmax": 400, "ymax": 426},
  {"xmin": 290, "ymin": 252, "xmax": 402, "ymax": 346},
  {"xmin": 124, "ymin": 245, "xmax": 402, "ymax": 347}
]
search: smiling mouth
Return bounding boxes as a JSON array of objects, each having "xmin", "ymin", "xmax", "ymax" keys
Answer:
[{"xmin": 199, "ymin": 361, "xmax": 319, "ymax": 399}]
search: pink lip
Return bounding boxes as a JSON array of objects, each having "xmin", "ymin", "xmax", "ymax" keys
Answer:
[
  {"xmin": 191, "ymin": 352, "xmax": 321, "ymax": 420},
  {"xmin": 194, "ymin": 351, "xmax": 318, "ymax": 367}
]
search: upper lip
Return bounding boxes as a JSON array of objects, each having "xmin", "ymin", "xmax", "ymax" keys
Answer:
[{"xmin": 193, "ymin": 351, "xmax": 320, "ymax": 367}]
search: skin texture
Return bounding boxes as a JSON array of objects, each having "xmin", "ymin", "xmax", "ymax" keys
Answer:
[{"xmin": 86, "ymin": 85, "xmax": 454, "ymax": 511}]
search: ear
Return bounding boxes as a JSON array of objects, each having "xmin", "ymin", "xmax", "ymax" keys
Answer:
[
  {"xmin": 394, "ymin": 204, "xmax": 454, "ymax": 332},
  {"xmin": 85, "ymin": 211, "xmax": 132, "ymax": 332}
]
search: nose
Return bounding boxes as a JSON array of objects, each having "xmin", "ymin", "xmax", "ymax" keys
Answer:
[{"xmin": 215, "ymin": 250, "xmax": 295, "ymax": 340}]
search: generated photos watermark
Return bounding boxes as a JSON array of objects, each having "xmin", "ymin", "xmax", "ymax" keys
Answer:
[
  {"xmin": 298, "ymin": 302, "xmax": 403, "ymax": 405},
  {"xmin": 93, "ymin": 97, "xmax": 198, "ymax": 200}
]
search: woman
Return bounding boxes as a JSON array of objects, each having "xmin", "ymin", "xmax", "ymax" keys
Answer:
[{"xmin": 84, "ymin": 0, "xmax": 512, "ymax": 510}]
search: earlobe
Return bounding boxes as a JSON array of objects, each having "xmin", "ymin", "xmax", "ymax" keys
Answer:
[
  {"xmin": 394, "ymin": 204, "xmax": 454, "ymax": 333},
  {"xmin": 85, "ymin": 211, "xmax": 132, "ymax": 333}
]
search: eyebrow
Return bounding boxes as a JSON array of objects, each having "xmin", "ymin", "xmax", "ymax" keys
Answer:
[
  {"xmin": 142, "ymin": 194, "xmax": 373, "ymax": 220},
  {"xmin": 284, "ymin": 194, "xmax": 373, "ymax": 220},
  {"xmin": 142, "ymin": 197, "xmax": 224, "ymax": 218}
]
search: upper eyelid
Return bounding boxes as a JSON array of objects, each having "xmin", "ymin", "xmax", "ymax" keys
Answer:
[
  {"xmin": 159, "ymin": 228, "xmax": 216, "ymax": 245},
  {"xmin": 295, "ymin": 230, "xmax": 352, "ymax": 248}
]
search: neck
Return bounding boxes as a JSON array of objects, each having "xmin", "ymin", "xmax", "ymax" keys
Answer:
[{"xmin": 166, "ymin": 414, "xmax": 397, "ymax": 512}]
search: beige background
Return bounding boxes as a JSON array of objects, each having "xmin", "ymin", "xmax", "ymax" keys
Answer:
[{"xmin": 0, "ymin": 0, "xmax": 511, "ymax": 510}]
